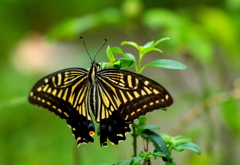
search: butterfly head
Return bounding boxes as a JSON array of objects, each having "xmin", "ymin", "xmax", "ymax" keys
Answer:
[
  {"xmin": 88, "ymin": 61, "xmax": 101, "ymax": 84},
  {"xmin": 91, "ymin": 61, "xmax": 101, "ymax": 69}
]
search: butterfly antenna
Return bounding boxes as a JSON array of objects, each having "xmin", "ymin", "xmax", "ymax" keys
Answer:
[
  {"xmin": 80, "ymin": 36, "xmax": 93, "ymax": 61},
  {"xmin": 93, "ymin": 39, "xmax": 107, "ymax": 61}
]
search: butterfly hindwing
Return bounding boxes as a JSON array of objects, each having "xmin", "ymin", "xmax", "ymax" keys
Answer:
[
  {"xmin": 99, "ymin": 111, "xmax": 131, "ymax": 146},
  {"xmin": 28, "ymin": 68, "xmax": 95, "ymax": 144}
]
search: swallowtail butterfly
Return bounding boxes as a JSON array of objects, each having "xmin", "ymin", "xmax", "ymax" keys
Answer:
[{"xmin": 28, "ymin": 38, "xmax": 173, "ymax": 146}]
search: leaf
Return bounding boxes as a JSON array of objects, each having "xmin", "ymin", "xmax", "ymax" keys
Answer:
[
  {"xmin": 159, "ymin": 134, "xmax": 170, "ymax": 140},
  {"xmin": 174, "ymin": 136, "xmax": 192, "ymax": 143},
  {"xmin": 141, "ymin": 47, "xmax": 154, "ymax": 56},
  {"xmin": 110, "ymin": 47, "xmax": 125, "ymax": 55},
  {"xmin": 141, "ymin": 130, "xmax": 174, "ymax": 162},
  {"xmin": 141, "ymin": 130, "xmax": 170, "ymax": 158},
  {"xmin": 139, "ymin": 151, "xmax": 150, "ymax": 157},
  {"xmin": 165, "ymin": 161, "xmax": 177, "ymax": 165},
  {"xmin": 153, "ymin": 37, "xmax": 170, "ymax": 47},
  {"xmin": 139, "ymin": 125, "xmax": 160, "ymax": 130},
  {"xmin": 116, "ymin": 160, "xmax": 131, "ymax": 165},
  {"xmin": 113, "ymin": 58, "xmax": 136, "ymax": 70},
  {"xmin": 143, "ymin": 59, "xmax": 188, "ymax": 70},
  {"xmin": 99, "ymin": 62, "xmax": 109, "ymax": 68},
  {"xmin": 175, "ymin": 142, "xmax": 201, "ymax": 155},
  {"xmin": 106, "ymin": 46, "xmax": 116, "ymax": 61},
  {"xmin": 129, "ymin": 156, "xmax": 145, "ymax": 165},
  {"xmin": 110, "ymin": 47, "xmax": 136, "ymax": 61},
  {"xmin": 125, "ymin": 53, "xmax": 136, "ymax": 61},
  {"xmin": 140, "ymin": 38, "xmax": 169, "ymax": 56},
  {"xmin": 137, "ymin": 116, "xmax": 147, "ymax": 126},
  {"xmin": 152, "ymin": 151, "xmax": 167, "ymax": 157},
  {"xmin": 121, "ymin": 41, "xmax": 139, "ymax": 50},
  {"xmin": 152, "ymin": 48, "xmax": 163, "ymax": 53},
  {"xmin": 143, "ymin": 41, "xmax": 154, "ymax": 48}
]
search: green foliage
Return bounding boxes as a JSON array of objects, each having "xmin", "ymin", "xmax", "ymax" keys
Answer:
[
  {"xmin": 104, "ymin": 38, "xmax": 188, "ymax": 74},
  {"xmin": 220, "ymin": 99, "xmax": 240, "ymax": 135},
  {"xmin": 116, "ymin": 126, "xmax": 201, "ymax": 165},
  {"xmin": 142, "ymin": 59, "xmax": 189, "ymax": 70},
  {"xmin": 47, "ymin": 9, "xmax": 123, "ymax": 40},
  {"xmin": 161, "ymin": 134, "xmax": 201, "ymax": 155}
]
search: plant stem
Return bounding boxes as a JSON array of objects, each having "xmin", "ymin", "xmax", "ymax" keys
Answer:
[
  {"xmin": 143, "ymin": 159, "xmax": 147, "ymax": 165},
  {"xmin": 132, "ymin": 123, "xmax": 137, "ymax": 157},
  {"xmin": 132, "ymin": 50, "xmax": 144, "ymax": 157},
  {"xmin": 137, "ymin": 53, "xmax": 143, "ymax": 74}
]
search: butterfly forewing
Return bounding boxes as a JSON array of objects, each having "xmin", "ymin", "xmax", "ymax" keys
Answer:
[
  {"xmin": 98, "ymin": 69, "xmax": 173, "ymax": 122},
  {"xmin": 28, "ymin": 68, "xmax": 96, "ymax": 145}
]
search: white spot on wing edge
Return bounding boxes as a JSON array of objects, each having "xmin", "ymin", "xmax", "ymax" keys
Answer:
[
  {"xmin": 144, "ymin": 81, "xmax": 149, "ymax": 85},
  {"xmin": 165, "ymin": 94, "xmax": 169, "ymax": 100}
]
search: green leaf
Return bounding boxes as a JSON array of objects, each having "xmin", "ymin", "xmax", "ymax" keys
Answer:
[
  {"xmin": 143, "ymin": 41, "xmax": 154, "ymax": 48},
  {"xmin": 143, "ymin": 59, "xmax": 188, "ymax": 70},
  {"xmin": 110, "ymin": 47, "xmax": 126, "ymax": 56},
  {"xmin": 129, "ymin": 156, "xmax": 145, "ymax": 165},
  {"xmin": 141, "ymin": 130, "xmax": 171, "ymax": 160},
  {"xmin": 99, "ymin": 62, "xmax": 109, "ymax": 68},
  {"xmin": 106, "ymin": 46, "xmax": 116, "ymax": 61},
  {"xmin": 174, "ymin": 136, "xmax": 192, "ymax": 143},
  {"xmin": 110, "ymin": 47, "xmax": 136, "ymax": 61},
  {"xmin": 153, "ymin": 37, "xmax": 170, "ymax": 47},
  {"xmin": 175, "ymin": 142, "xmax": 201, "ymax": 155},
  {"xmin": 139, "ymin": 125, "xmax": 160, "ymax": 130},
  {"xmin": 116, "ymin": 160, "xmax": 131, "ymax": 165},
  {"xmin": 137, "ymin": 116, "xmax": 146, "ymax": 126},
  {"xmin": 121, "ymin": 41, "xmax": 139, "ymax": 50},
  {"xmin": 140, "ymin": 38, "xmax": 169, "ymax": 56},
  {"xmin": 113, "ymin": 58, "xmax": 136, "ymax": 70},
  {"xmin": 152, "ymin": 151, "xmax": 167, "ymax": 157},
  {"xmin": 139, "ymin": 151, "xmax": 150, "ymax": 157},
  {"xmin": 165, "ymin": 162, "xmax": 177, "ymax": 165},
  {"xmin": 141, "ymin": 47, "xmax": 154, "ymax": 56},
  {"xmin": 159, "ymin": 134, "xmax": 170, "ymax": 140},
  {"xmin": 152, "ymin": 48, "xmax": 163, "ymax": 53},
  {"xmin": 125, "ymin": 53, "xmax": 136, "ymax": 61},
  {"xmin": 138, "ymin": 151, "xmax": 167, "ymax": 160}
]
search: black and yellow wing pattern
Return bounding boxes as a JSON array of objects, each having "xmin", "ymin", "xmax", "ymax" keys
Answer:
[{"xmin": 28, "ymin": 61, "xmax": 173, "ymax": 146}]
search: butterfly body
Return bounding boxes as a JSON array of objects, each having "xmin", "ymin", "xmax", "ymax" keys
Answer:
[{"xmin": 29, "ymin": 61, "xmax": 173, "ymax": 146}]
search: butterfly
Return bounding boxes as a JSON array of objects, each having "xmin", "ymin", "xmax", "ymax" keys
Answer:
[{"xmin": 28, "ymin": 39, "xmax": 173, "ymax": 146}]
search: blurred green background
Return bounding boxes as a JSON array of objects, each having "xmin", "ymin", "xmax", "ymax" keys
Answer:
[{"xmin": 0, "ymin": 0, "xmax": 240, "ymax": 164}]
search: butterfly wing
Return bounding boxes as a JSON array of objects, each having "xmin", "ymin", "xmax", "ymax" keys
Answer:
[
  {"xmin": 95, "ymin": 69, "xmax": 173, "ymax": 146},
  {"xmin": 28, "ymin": 68, "xmax": 95, "ymax": 145}
]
